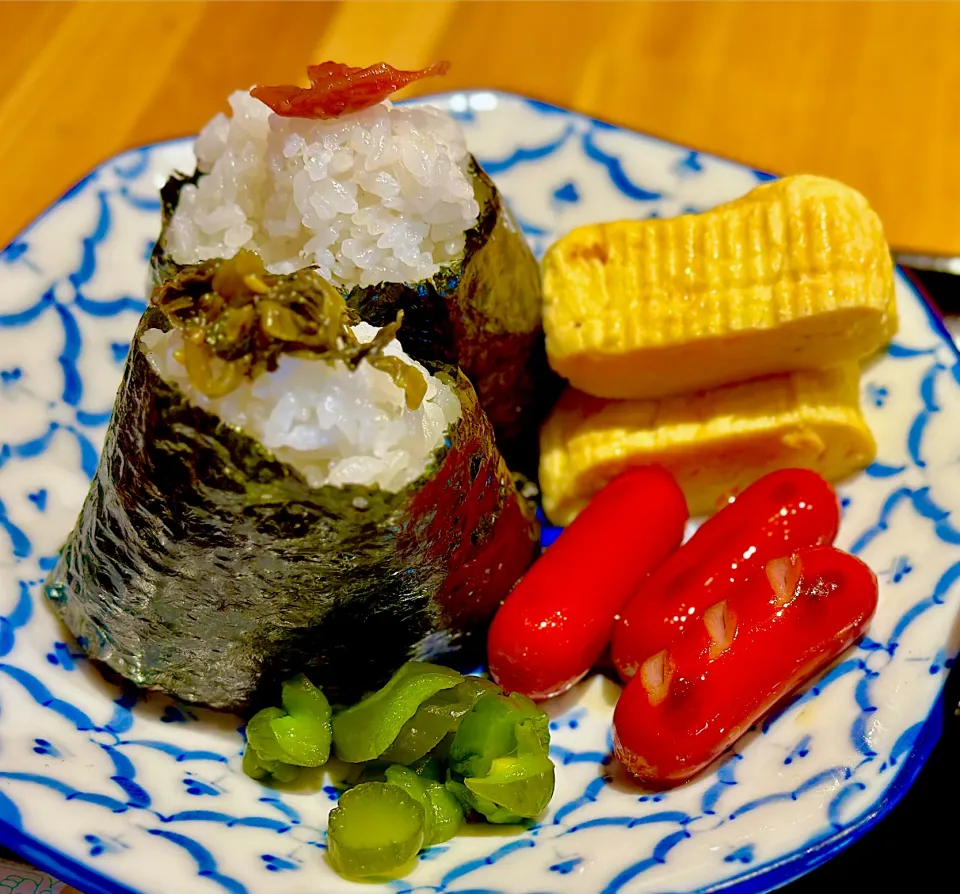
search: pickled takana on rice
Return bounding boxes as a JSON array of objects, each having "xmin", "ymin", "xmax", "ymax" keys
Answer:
[
  {"xmin": 45, "ymin": 253, "xmax": 539, "ymax": 710},
  {"xmin": 151, "ymin": 62, "xmax": 554, "ymax": 473}
]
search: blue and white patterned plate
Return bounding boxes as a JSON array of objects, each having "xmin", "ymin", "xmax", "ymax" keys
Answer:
[{"xmin": 1, "ymin": 91, "xmax": 959, "ymax": 894}]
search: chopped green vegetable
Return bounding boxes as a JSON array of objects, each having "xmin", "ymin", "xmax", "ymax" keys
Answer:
[
  {"xmin": 509, "ymin": 693, "xmax": 551, "ymax": 751},
  {"xmin": 243, "ymin": 666, "xmax": 555, "ymax": 880},
  {"xmin": 445, "ymin": 778, "xmax": 524, "ymax": 825},
  {"xmin": 246, "ymin": 708, "xmax": 288, "ymax": 763},
  {"xmin": 384, "ymin": 765, "xmax": 430, "ymax": 793},
  {"xmin": 381, "ymin": 676, "xmax": 498, "ymax": 765},
  {"xmin": 423, "ymin": 778, "xmax": 465, "ymax": 843},
  {"xmin": 242, "ymin": 675, "xmax": 332, "ymax": 781},
  {"xmin": 271, "ymin": 675, "xmax": 333, "ymax": 766},
  {"xmin": 448, "ymin": 691, "xmax": 543, "ymax": 779},
  {"xmin": 385, "ymin": 765, "xmax": 464, "ymax": 846},
  {"xmin": 447, "ymin": 693, "xmax": 554, "ymax": 824},
  {"xmin": 448, "ymin": 694, "xmax": 517, "ymax": 779},
  {"xmin": 326, "ymin": 782, "xmax": 425, "ymax": 879},
  {"xmin": 464, "ymin": 720, "xmax": 555, "ymax": 819},
  {"xmin": 332, "ymin": 662, "xmax": 463, "ymax": 763},
  {"xmin": 384, "ymin": 766, "xmax": 435, "ymax": 843},
  {"xmin": 242, "ymin": 739, "xmax": 301, "ymax": 783},
  {"xmin": 412, "ymin": 756, "xmax": 443, "ymax": 781}
]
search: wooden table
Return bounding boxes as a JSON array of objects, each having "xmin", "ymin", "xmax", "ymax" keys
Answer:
[
  {"xmin": 1, "ymin": 3, "xmax": 959, "ymax": 892},
  {"xmin": 2, "ymin": 1, "xmax": 960, "ymax": 254}
]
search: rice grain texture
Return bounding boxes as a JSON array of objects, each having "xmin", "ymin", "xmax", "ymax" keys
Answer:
[
  {"xmin": 142, "ymin": 322, "xmax": 461, "ymax": 492},
  {"xmin": 45, "ymin": 308, "xmax": 540, "ymax": 710},
  {"xmin": 163, "ymin": 92, "xmax": 480, "ymax": 290}
]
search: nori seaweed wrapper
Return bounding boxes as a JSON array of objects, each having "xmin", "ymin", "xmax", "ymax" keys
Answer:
[
  {"xmin": 150, "ymin": 158, "xmax": 559, "ymax": 475},
  {"xmin": 44, "ymin": 307, "xmax": 539, "ymax": 712},
  {"xmin": 345, "ymin": 160, "xmax": 558, "ymax": 474}
]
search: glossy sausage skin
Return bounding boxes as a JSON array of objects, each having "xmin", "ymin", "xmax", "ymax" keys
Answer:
[
  {"xmin": 611, "ymin": 469, "xmax": 841, "ymax": 681},
  {"xmin": 488, "ymin": 466, "xmax": 688, "ymax": 700},
  {"xmin": 612, "ymin": 545, "xmax": 878, "ymax": 786}
]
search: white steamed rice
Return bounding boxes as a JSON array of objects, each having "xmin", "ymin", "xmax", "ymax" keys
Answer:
[
  {"xmin": 163, "ymin": 91, "xmax": 481, "ymax": 290},
  {"xmin": 141, "ymin": 322, "xmax": 461, "ymax": 492}
]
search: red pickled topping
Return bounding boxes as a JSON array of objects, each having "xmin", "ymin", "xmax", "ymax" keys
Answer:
[{"xmin": 250, "ymin": 61, "xmax": 451, "ymax": 119}]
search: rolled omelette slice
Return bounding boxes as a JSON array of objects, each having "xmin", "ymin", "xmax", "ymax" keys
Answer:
[
  {"xmin": 542, "ymin": 175, "xmax": 897, "ymax": 400},
  {"xmin": 540, "ymin": 363, "xmax": 875, "ymax": 525}
]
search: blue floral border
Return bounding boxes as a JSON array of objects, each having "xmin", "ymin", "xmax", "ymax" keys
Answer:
[{"xmin": 1, "ymin": 91, "xmax": 958, "ymax": 894}]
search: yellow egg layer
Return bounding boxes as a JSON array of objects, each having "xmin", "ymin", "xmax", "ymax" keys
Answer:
[
  {"xmin": 542, "ymin": 175, "xmax": 897, "ymax": 400},
  {"xmin": 540, "ymin": 363, "xmax": 875, "ymax": 524}
]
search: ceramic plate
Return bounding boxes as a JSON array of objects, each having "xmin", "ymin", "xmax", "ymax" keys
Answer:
[{"xmin": 1, "ymin": 92, "xmax": 959, "ymax": 894}]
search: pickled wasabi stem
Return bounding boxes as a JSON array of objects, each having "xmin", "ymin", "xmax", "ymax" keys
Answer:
[
  {"xmin": 243, "ymin": 709, "xmax": 301, "ymax": 782},
  {"xmin": 327, "ymin": 782, "xmax": 425, "ymax": 879},
  {"xmin": 463, "ymin": 720, "xmax": 555, "ymax": 819},
  {"xmin": 423, "ymin": 781, "xmax": 465, "ymax": 843},
  {"xmin": 445, "ymin": 779, "xmax": 524, "ymax": 825},
  {"xmin": 385, "ymin": 765, "xmax": 464, "ymax": 846},
  {"xmin": 412, "ymin": 756, "xmax": 443, "ymax": 781},
  {"xmin": 242, "ymin": 674, "xmax": 332, "ymax": 781},
  {"xmin": 381, "ymin": 676, "xmax": 498, "ymax": 765},
  {"xmin": 448, "ymin": 691, "xmax": 548, "ymax": 779},
  {"xmin": 332, "ymin": 662, "xmax": 463, "ymax": 763},
  {"xmin": 447, "ymin": 693, "xmax": 554, "ymax": 823},
  {"xmin": 383, "ymin": 766, "xmax": 431, "ymax": 832}
]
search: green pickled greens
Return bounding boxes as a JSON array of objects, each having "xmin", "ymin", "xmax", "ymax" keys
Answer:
[
  {"xmin": 332, "ymin": 662, "xmax": 463, "ymax": 763},
  {"xmin": 385, "ymin": 765, "xmax": 464, "ymax": 846},
  {"xmin": 381, "ymin": 676, "xmax": 498, "ymax": 765},
  {"xmin": 447, "ymin": 692, "xmax": 554, "ymax": 823},
  {"xmin": 243, "ymin": 674, "xmax": 332, "ymax": 781},
  {"xmin": 326, "ymin": 782, "xmax": 425, "ymax": 879},
  {"xmin": 464, "ymin": 720, "xmax": 555, "ymax": 819},
  {"xmin": 412, "ymin": 756, "xmax": 443, "ymax": 781},
  {"xmin": 241, "ymin": 664, "xmax": 556, "ymax": 881},
  {"xmin": 423, "ymin": 782, "xmax": 465, "ymax": 844},
  {"xmin": 152, "ymin": 251, "xmax": 427, "ymax": 407},
  {"xmin": 243, "ymin": 709, "xmax": 299, "ymax": 782},
  {"xmin": 445, "ymin": 779, "xmax": 525, "ymax": 825},
  {"xmin": 448, "ymin": 691, "xmax": 546, "ymax": 779}
]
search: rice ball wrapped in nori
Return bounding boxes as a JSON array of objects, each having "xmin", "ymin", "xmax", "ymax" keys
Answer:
[
  {"xmin": 44, "ymin": 255, "xmax": 539, "ymax": 711},
  {"xmin": 149, "ymin": 63, "xmax": 556, "ymax": 472}
]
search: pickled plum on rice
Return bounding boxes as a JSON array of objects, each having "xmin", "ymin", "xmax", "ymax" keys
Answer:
[{"xmin": 251, "ymin": 60, "xmax": 451, "ymax": 119}]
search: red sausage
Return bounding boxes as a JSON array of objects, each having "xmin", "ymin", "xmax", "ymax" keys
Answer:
[
  {"xmin": 488, "ymin": 466, "xmax": 688, "ymax": 700},
  {"xmin": 612, "ymin": 545, "xmax": 878, "ymax": 786},
  {"xmin": 611, "ymin": 469, "xmax": 840, "ymax": 681}
]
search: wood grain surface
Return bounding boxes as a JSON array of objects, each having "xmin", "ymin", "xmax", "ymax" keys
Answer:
[{"xmin": 1, "ymin": 1, "xmax": 959, "ymax": 254}]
